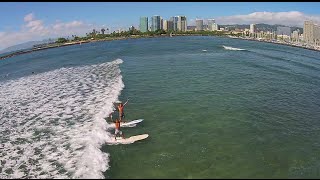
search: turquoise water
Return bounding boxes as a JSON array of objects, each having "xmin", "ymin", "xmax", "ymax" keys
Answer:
[{"xmin": 1, "ymin": 36, "xmax": 320, "ymax": 178}]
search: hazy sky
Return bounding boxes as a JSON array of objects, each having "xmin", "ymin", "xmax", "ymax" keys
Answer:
[{"xmin": 1, "ymin": 2, "xmax": 320, "ymax": 50}]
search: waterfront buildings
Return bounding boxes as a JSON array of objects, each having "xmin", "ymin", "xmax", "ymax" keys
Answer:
[
  {"xmin": 139, "ymin": 15, "xmax": 320, "ymax": 49},
  {"xmin": 139, "ymin": 17, "xmax": 148, "ymax": 32}
]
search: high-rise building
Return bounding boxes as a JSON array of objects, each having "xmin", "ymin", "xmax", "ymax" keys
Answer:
[
  {"xmin": 304, "ymin": 21, "xmax": 313, "ymax": 44},
  {"xmin": 167, "ymin": 19, "xmax": 174, "ymax": 31},
  {"xmin": 208, "ymin": 19, "xmax": 215, "ymax": 31},
  {"xmin": 277, "ymin": 26, "xmax": 291, "ymax": 36},
  {"xmin": 172, "ymin": 16, "xmax": 179, "ymax": 31},
  {"xmin": 304, "ymin": 21, "xmax": 320, "ymax": 45},
  {"xmin": 250, "ymin": 24, "xmax": 256, "ymax": 34},
  {"xmin": 168, "ymin": 16, "xmax": 179, "ymax": 31},
  {"xmin": 151, "ymin": 15, "xmax": 161, "ymax": 31},
  {"xmin": 139, "ymin": 17, "xmax": 148, "ymax": 33},
  {"xmin": 163, "ymin": 20, "xmax": 168, "ymax": 31},
  {"xmin": 178, "ymin": 16, "xmax": 187, "ymax": 32},
  {"xmin": 196, "ymin": 19, "xmax": 204, "ymax": 31}
]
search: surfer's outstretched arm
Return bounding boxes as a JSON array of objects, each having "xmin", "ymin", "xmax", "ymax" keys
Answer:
[{"xmin": 123, "ymin": 98, "xmax": 129, "ymax": 106}]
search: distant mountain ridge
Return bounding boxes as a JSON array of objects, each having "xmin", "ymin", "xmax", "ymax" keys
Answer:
[
  {"xmin": 0, "ymin": 38, "xmax": 56, "ymax": 55},
  {"xmin": 219, "ymin": 23, "xmax": 303, "ymax": 33}
]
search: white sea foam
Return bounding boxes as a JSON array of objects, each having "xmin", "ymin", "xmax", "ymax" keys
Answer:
[
  {"xmin": 0, "ymin": 58, "xmax": 124, "ymax": 178},
  {"xmin": 222, "ymin": 45, "xmax": 246, "ymax": 51}
]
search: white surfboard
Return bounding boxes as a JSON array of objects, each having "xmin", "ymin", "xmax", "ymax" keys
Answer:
[
  {"xmin": 109, "ymin": 119, "xmax": 144, "ymax": 128},
  {"xmin": 109, "ymin": 134, "xmax": 149, "ymax": 145}
]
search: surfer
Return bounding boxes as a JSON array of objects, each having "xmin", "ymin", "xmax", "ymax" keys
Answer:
[
  {"xmin": 109, "ymin": 114, "xmax": 125, "ymax": 140},
  {"xmin": 114, "ymin": 118, "xmax": 125, "ymax": 140},
  {"xmin": 117, "ymin": 98, "xmax": 129, "ymax": 121}
]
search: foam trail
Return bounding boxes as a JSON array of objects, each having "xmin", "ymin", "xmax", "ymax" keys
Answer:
[
  {"xmin": 0, "ymin": 58, "xmax": 124, "ymax": 178},
  {"xmin": 222, "ymin": 45, "xmax": 246, "ymax": 51}
]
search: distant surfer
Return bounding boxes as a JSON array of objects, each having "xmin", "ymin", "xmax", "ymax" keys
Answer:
[{"xmin": 117, "ymin": 98, "xmax": 129, "ymax": 122}]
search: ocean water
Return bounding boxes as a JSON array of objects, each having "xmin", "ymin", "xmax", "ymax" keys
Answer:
[{"xmin": 1, "ymin": 36, "xmax": 320, "ymax": 178}]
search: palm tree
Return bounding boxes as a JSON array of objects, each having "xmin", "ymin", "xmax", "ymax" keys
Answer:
[{"xmin": 101, "ymin": 28, "xmax": 105, "ymax": 35}]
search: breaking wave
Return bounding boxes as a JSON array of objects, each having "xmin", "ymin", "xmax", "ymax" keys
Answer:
[{"xmin": 0, "ymin": 59, "xmax": 124, "ymax": 178}]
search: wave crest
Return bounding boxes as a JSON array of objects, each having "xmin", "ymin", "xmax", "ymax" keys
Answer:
[{"xmin": 0, "ymin": 59, "xmax": 124, "ymax": 178}]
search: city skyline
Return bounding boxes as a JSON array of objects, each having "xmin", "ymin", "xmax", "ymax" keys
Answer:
[{"xmin": 1, "ymin": 2, "xmax": 320, "ymax": 50}]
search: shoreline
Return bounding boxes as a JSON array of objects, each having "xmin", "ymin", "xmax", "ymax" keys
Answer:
[
  {"xmin": 0, "ymin": 35, "xmax": 165, "ymax": 61},
  {"xmin": 228, "ymin": 36, "xmax": 320, "ymax": 52},
  {"xmin": 1, "ymin": 34, "xmax": 319, "ymax": 61}
]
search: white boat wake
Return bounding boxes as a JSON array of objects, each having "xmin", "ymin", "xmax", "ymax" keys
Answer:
[{"xmin": 222, "ymin": 45, "xmax": 246, "ymax": 51}]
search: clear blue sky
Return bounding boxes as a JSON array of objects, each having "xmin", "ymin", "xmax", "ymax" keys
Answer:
[{"xmin": 1, "ymin": 2, "xmax": 320, "ymax": 31}]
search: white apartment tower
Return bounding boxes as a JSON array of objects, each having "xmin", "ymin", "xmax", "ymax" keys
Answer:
[
  {"xmin": 177, "ymin": 16, "xmax": 187, "ymax": 32},
  {"xmin": 208, "ymin": 19, "xmax": 215, "ymax": 31},
  {"xmin": 250, "ymin": 24, "xmax": 256, "ymax": 34},
  {"xmin": 163, "ymin": 20, "xmax": 168, "ymax": 31}
]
